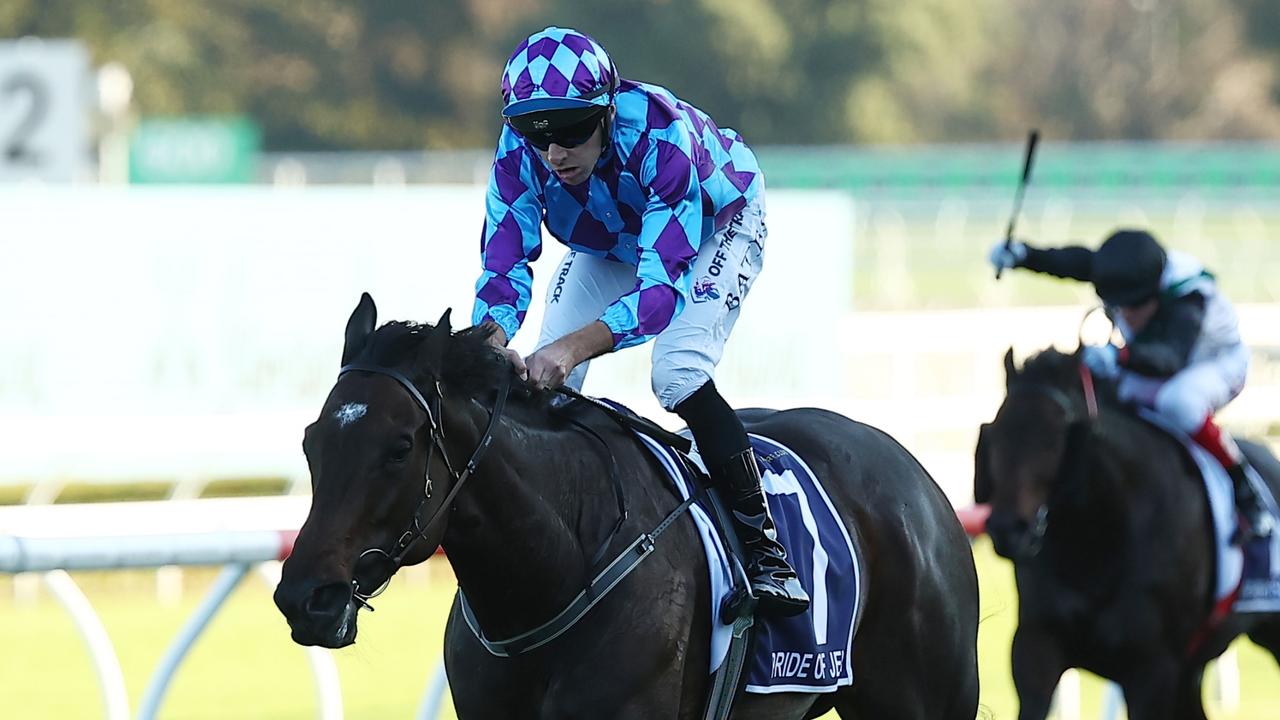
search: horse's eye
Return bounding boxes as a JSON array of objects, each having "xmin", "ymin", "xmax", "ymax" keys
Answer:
[{"xmin": 387, "ymin": 438, "xmax": 413, "ymax": 464}]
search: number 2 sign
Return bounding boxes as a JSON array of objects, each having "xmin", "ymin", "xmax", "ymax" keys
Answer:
[{"xmin": 0, "ymin": 39, "xmax": 91, "ymax": 183}]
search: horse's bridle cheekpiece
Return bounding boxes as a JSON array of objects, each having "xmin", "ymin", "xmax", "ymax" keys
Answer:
[
  {"xmin": 337, "ymin": 362, "xmax": 510, "ymax": 609},
  {"xmin": 333, "ymin": 361, "xmax": 697, "ymax": 661},
  {"xmin": 1005, "ymin": 360, "xmax": 1100, "ymax": 556}
]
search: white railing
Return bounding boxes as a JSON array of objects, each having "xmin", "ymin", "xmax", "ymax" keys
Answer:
[{"xmin": 0, "ymin": 497, "xmax": 448, "ymax": 720}]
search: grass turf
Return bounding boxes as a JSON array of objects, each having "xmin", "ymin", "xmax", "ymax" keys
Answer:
[{"xmin": 0, "ymin": 539, "xmax": 1276, "ymax": 719}]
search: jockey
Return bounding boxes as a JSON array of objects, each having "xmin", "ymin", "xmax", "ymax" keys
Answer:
[
  {"xmin": 990, "ymin": 229, "xmax": 1276, "ymax": 543},
  {"xmin": 472, "ymin": 26, "xmax": 809, "ymax": 616}
]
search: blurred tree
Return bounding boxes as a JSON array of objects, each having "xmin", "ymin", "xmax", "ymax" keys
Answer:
[
  {"xmin": 841, "ymin": 0, "xmax": 1008, "ymax": 142},
  {"xmin": 544, "ymin": 0, "xmax": 875, "ymax": 144},
  {"xmin": 1, "ymin": 0, "xmax": 1277, "ymax": 148},
  {"xmin": 981, "ymin": 0, "xmax": 1280, "ymax": 140}
]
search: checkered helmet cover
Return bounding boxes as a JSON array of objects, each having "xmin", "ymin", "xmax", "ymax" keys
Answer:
[{"xmin": 500, "ymin": 27, "xmax": 617, "ymax": 117}]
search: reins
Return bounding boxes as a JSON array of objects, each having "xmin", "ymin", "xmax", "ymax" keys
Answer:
[
  {"xmin": 339, "ymin": 362, "xmax": 510, "ymax": 608},
  {"xmin": 336, "ymin": 361, "xmax": 697, "ymax": 658}
]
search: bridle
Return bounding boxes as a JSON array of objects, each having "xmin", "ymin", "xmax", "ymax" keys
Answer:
[
  {"xmin": 337, "ymin": 362, "xmax": 510, "ymax": 609},
  {"xmin": 333, "ymin": 361, "xmax": 696, "ymax": 658},
  {"xmin": 1003, "ymin": 360, "xmax": 1100, "ymax": 556}
]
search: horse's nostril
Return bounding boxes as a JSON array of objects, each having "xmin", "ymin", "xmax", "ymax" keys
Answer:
[
  {"xmin": 303, "ymin": 581, "xmax": 354, "ymax": 620},
  {"xmin": 274, "ymin": 582, "xmax": 305, "ymax": 618}
]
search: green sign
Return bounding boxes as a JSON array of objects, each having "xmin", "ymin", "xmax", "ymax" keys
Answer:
[{"xmin": 129, "ymin": 116, "xmax": 260, "ymax": 184}]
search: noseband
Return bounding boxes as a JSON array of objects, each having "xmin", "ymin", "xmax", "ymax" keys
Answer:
[
  {"xmin": 333, "ymin": 362, "xmax": 698, "ymax": 657},
  {"xmin": 337, "ymin": 362, "xmax": 510, "ymax": 608}
]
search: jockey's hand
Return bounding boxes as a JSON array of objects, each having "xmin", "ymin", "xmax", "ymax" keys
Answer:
[
  {"xmin": 499, "ymin": 345, "xmax": 528, "ymax": 382},
  {"xmin": 482, "ymin": 323, "xmax": 528, "ymax": 381},
  {"xmin": 523, "ymin": 321, "xmax": 612, "ymax": 390},
  {"xmin": 988, "ymin": 240, "xmax": 1028, "ymax": 273},
  {"xmin": 1082, "ymin": 344, "xmax": 1121, "ymax": 378},
  {"xmin": 525, "ymin": 343, "xmax": 575, "ymax": 389}
]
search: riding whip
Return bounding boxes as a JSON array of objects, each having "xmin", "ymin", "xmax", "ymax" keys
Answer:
[{"xmin": 997, "ymin": 129, "xmax": 1040, "ymax": 280}]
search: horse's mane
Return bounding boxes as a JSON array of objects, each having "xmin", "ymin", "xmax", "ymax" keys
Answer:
[
  {"xmin": 1016, "ymin": 347, "xmax": 1079, "ymax": 385},
  {"xmin": 1015, "ymin": 347, "xmax": 1120, "ymax": 407},
  {"xmin": 358, "ymin": 320, "xmax": 546, "ymax": 406}
]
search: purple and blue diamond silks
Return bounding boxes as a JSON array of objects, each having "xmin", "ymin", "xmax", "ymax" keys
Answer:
[{"xmin": 473, "ymin": 74, "xmax": 764, "ymax": 350}]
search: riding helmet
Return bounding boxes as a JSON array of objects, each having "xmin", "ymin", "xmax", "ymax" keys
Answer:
[
  {"xmin": 500, "ymin": 27, "xmax": 618, "ymax": 131},
  {"xmin": 1091, "ymin": 229, "xmax": 1167, "ymax": 307}
]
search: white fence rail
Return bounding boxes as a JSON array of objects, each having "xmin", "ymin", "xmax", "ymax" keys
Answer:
[
  {"xmin": 5, "ymin": 305, "xmax": 1273, "ymax": 510},
  {"xmin": 0, "ymin": 497, "xmax": 447, "ymax": 720}
]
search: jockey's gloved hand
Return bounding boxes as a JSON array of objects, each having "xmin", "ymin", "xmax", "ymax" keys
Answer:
[
  {"xmin": 988, "ymin": 240, "xmax": 1028, "ymax": 273},
  {"xmin": 1082, "ymin": 344, "xmax": 1121, "ymax": 378}
]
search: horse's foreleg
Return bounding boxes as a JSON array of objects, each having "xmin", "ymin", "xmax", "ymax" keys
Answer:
[
  {"xmin": 1172, "ymin": 666, "xmax": 1208, "ymax": 720},
  {"xmin": 1118, "ymin": 657, "xmax": 1181, "ymax": 720},
  {"xmin": 1010, "ymin": 625, "xmax": 1065, "ymax": 720}
]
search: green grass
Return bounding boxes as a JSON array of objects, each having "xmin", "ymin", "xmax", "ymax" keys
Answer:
[
  {"xmin": 1, "ymin": 541, "xmax": 1276, "ymax": 719},
  {"xmin": 0, "ymin": 479, "xmax": 295, "ymax": 506}
]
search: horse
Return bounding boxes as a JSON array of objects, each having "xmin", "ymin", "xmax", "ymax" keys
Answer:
[
  {"xmin": 977, "ymin": 346, "xmax": 1280, "ymax": 720},
  {"xmin": 274, "ymin": 294, "xmax": 979, "ymax": 719}
]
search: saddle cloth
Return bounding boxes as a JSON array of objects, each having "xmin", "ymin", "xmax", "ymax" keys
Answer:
[
  {"xmin": 1138, "ymin": 409, "xmax": 1280, "ymax": 614},
  {"xmin": 633, "ymin": 431, "xmax": 862, "ymax": 694}
]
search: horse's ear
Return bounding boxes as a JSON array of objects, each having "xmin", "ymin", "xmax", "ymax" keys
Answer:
[
  {"xmin": 418, "ymin": 308, "xmax": 453, "ymax": 376},
  {"xmin": 974, "ymin": 423, "xmax": 994, "ymax": 504},
  {"xmin": 1003, "ymin": 347, "xmax": 1017, "ymax": 387},
  {"xmin": 342, "ymin": 293, "xmax": 377, "ymax": 366}
]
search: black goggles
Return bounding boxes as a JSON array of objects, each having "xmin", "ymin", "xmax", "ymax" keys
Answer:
[{"xmin": 507, "ymin": 107, "xmax": 606, "ymax": 151}]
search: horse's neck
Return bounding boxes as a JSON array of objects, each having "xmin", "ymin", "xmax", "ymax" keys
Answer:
[
  {"xmin": 1042, "ymin": 413, "xmax": 1173, "ymax": 578},
  {"xmin": 439, "ymin": 397, "xmax": 611, "ymax": 639}
]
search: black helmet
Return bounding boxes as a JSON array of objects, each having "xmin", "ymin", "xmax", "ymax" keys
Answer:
[{"xmin": 1091, "ymin": 229, "xmax": 1166, "ymax": 307}]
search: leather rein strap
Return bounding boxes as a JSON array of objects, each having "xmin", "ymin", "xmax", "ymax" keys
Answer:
[
  {"xmin": 337, "ymin": 363, "xmax": 697, "ymax": 660},
  {"xmin": 458, "ymin": 385, "xmax": 700, "ymax": 658},
  {"xmin": 339, "ymin": 363, "xmax": 509, "ymax": 605}
]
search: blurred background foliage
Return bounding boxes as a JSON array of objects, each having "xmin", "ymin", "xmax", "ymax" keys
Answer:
[{"xmin": 3, "ymin": 0, "xmax": 1279, "ymax": 150}]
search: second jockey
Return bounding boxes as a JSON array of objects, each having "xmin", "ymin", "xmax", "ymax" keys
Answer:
[
  {"xmin": 471, "ymin": 26, "xmax": 809, "ymax": 616},
  {"xmin": 991, "ymin": 229, "xmax": 1276, "ymax": 544}
]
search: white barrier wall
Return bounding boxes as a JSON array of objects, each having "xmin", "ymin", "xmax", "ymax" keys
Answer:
[
  {"xmin": 2, "ymin": 186, "xmax": 1276, "ymax": 503},
  {"xmin": 0, "ymin": 185, "xmax": 854, "ymax": 485}
]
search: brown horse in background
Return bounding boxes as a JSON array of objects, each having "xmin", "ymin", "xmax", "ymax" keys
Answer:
[{"xmin": 978, "ymin": 347, "xmax": 1280, "ymax": 720}]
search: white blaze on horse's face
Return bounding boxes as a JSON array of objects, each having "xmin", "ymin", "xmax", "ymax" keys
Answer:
[{"xmin": 334, "ymin": 402, "xmax": 368, "ymax": 428}]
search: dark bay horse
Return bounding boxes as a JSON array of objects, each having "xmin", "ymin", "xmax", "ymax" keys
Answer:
[
  {"xmin": 274, "ymin": 294, "xmax": 978, "ymax": 719},
  {"xmin": 978, "ymin": 347, "xmax": 1280, "ymax": 720}
]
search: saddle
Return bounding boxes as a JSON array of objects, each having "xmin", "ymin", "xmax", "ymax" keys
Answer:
[
  {"xmin": 557, "ymin": 393, "xmax": 862, "ymax": 697},
  {"xmin": 1135, "ymin": 409, "xmax": 1280, "ymax": 619}
]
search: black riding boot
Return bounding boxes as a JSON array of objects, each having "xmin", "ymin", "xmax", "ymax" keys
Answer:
[
  {"xmin": 714, "ymin": 449, "xmax": 810, "ymax": 617},
  {"xmin": 675, "ymin": 381, "xmax": 809, "ymax": 617},
  {"xmin": 1230, "ymin": 462, "xmax": 1275, "ymax": 545}
]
